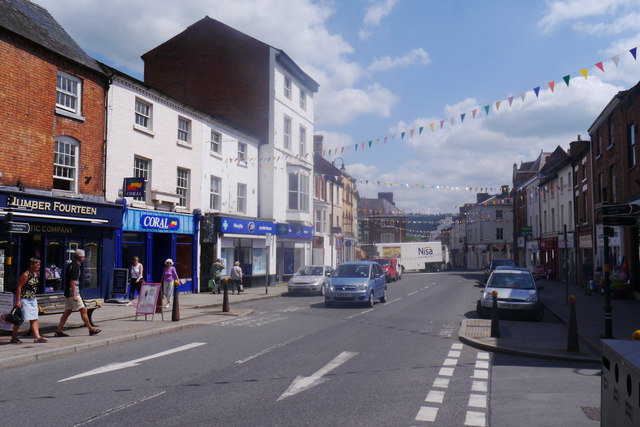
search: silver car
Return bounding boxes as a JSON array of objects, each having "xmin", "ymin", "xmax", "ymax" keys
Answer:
[
  {"xmin": 477, "ymin": 267, "xmax": 544, "ymax": 321},
  {"xmin": 287, "ymin": 265, "xmax": 333, "ymax": 295}
]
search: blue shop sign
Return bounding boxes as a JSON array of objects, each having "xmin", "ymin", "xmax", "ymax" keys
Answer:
[
  {"xmin": 217, "ymin": 217, "xmax": 275, "ymax": 235},
  {"xmin": 276, "ymin": 222, "xmax": 314, "ymax": 238},
  {"xmin": 123, "ymin": 209, "xmax": 193, "ymax": 234}
]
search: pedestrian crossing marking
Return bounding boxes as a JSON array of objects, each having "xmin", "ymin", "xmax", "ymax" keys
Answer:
[
  {"xmin": 464, "ymin": 410, "xmax": 486, "ymax": 426},
  {"xmin": 416, "ymin": 406, "xmax": 438, "ymax": 422},
  {"xmin": 425, "ymin": 390, "xmax": 445, "ymax": 403},
  {"xmin": 433, "ymin": 378, "xmax": 450, "ymax": 389}
]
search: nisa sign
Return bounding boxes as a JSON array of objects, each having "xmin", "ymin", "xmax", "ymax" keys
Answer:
[
  {"xmin": 418, "ymin": 247, "xmax": 434, "ymax": 256},
  {"xmin": 140, "ymin": 215, "xmax": 180, "ymax": 231}
]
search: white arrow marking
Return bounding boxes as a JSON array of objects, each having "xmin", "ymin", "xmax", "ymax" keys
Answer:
[
  {"xmin": 277, "ymin": 351, "xmax": 358, "ymax": 401},
  {"xmin": 58, "ymin": 342, "xmax": 206, "ymax": 382}
]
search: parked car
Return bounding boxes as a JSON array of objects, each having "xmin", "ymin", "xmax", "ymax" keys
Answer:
[
  {"xmin": 483, "ymin": 258, "xmax": 516, "ymax": 283},
  {"xmin": 370, "ymin": 258, "xmax": 401, "ymax": 281},
  {"xmin": 324, "ymin": 261, "xmax": 387, "ymax": 307},
  {"xmin": 287, "ymin": 265, "xmax": 333, "ymax": 295},
  {"xmin": 476, "ymin": 267, "xmax": 544, "ymax": 321}
]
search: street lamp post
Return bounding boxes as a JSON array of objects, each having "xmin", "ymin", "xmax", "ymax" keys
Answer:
[
  {"xmin": 330, "ymin": 158, "xmax": 347, "ymax": 268},
  {"xmin": 265, "ymin": 232, "xmax": 271, "ymax": 295}
]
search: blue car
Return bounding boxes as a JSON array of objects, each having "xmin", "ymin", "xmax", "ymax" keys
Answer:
[{"xmin": 324, "ymin": 261, "xmax": 387, "ymax": 307}]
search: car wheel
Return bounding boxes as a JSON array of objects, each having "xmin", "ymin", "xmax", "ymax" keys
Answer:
[
  {"xmin": 534, "ymin": 306, "xmax": 544, "ymax": 322},
  {"xmin": 366, "ymin": 292, "xmax": 375, "ymax": 308},
  {"xmin": 324, "ymin": 299, "xmax": 333, "ymax": 307},
  {"xmin": 476, "ymin": 301, "xmax": 487, "ymax": 318},
  {"xmin": 319, "ymin": 285, "xmax": 325, "ymax": 296},
  {"xmin": 380, "ymin": 288, "xmax": 387, "ymax": 303}
]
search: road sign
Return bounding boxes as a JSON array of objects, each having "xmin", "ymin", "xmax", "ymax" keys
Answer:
[
  {"xmin": 602, "ymin": 203, "xmax": 640, "ymax": 216},
  {"xmin": 520, "ymin": 226, "xmax": 532, "ymax": 236},
  {"xmin": 8, "ymin": 222, "xmax": 29, "ymax": 233},
  {"xmin": 603, "ymin": 216, "xmax": 638, "ymax": 227}
]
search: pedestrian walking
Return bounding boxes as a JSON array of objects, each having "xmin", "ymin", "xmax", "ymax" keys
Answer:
[
  {"xmin": 230, "ymin": 261, "xmax": 243, "ymax": 294},
  {"xmin": 54, "ymin": 249, "xmax": 101, "ymax": 337},
  {"xmin": 10, "ymin": 257, "xmax": 47, "ymax": 344},
  {"xmin": 209, "ymin": 258, "xmax": 225, "ymax": 294},
  {"xmin": 129, "ymin": 256, "xmax": 144, "ymax": 301},
  {"xmin": 162, "ymin": 259, "xmax": 179, "ymax": 308}
]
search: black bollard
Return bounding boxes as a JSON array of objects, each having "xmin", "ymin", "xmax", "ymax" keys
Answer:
[
  {"xmin": 567, "ymin": 295, "xmax": 579, "ymax": 352},
  {"xmin": 490, "ymin": 290, "xmax": 500, "ymax": 338},
  {"xmin": 172, "ymin": 280, "xmax": 180, "ymax": 321},
  {"xmin": 222, "ymin": 278, "xmax": 230, "ymax": 312}
]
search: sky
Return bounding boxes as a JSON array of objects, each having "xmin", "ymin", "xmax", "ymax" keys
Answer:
[{"xmin": 36, "ymin": 0, "xmax": 640, "ymax": 215}]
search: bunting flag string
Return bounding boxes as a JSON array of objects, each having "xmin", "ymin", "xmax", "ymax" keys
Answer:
[{"xmin": 309, "ymin": 45, "xmax": 639, "ymax": 161}]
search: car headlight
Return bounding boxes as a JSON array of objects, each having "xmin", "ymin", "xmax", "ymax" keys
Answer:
[
  {"xmin": 526, "ymin": 293, "xmax": 538, "ymax": 302},
  {"xmin": 482, "ymin": 292, "xmax": 493, "ymax": 301},
  {"xmin": 357, "ymin": 283, "xmax": 369, "ymax": 291}
]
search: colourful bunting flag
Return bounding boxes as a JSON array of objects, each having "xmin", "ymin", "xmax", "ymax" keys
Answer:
[
  {"xmin": 495, "ymin": 101, "xmax": 501, "ymax": 110},
  {"xmin": 563, "ymin": 75, "xmax": 570, "ymax": 86},
  {"xmin": 508, "ymin": 96, "xmax": 514, "ymax": 106},
  {"xmin": 596, "ymin": 61, "xmax": 604, "ymax": 72},
  {"xmin": 631, "ymin": 47, "xmax": 637, "ymax": 60},
  {"xmin": 580, "ymin": 68, "xmax": 588, "ymax": 79},
  {"xmin": 401, "ymin": 132, "xmax": 405, "ymax": 140},
  {"xmin": 429, "ymin": 123, "xmax": 435, "ymax": 132},
  {"xmin": 460, "ymin": 113, "xmax": 466, "ymax": 123},
  {"xmin": 612, "ymin": 55, "xmax": 620, "ymax": 67},
  {"xmin": 419, "ymin": 126, "xmax": 424, "ymax": 134},
  {"xmin": 410, "ymin": 129, "xmax": 414, "ymax": 138},
  {"xmin": 548, "ymin": 81, "xmax": 555, "ymax": 92},
  {"xmin": 472, "ymin": 109, "xmax": 477, "ymax": 119},
  {"xmin": 368, "ymin": 140, "xmax": 372, "ymax": 147},
  {"xmin": 483, "ymin": 105, "xmax": 490, "ymax": 115},
  {"xmin": 439, "ymin": 120, "xmax": 444, "ymax": 129},
  {"xmin": 520, "ymin": 92, "xmax": 526, "ymax": 102},
  {"xmin": 534, "ymin": 87, "xmax": 540, "ymax": 97}
]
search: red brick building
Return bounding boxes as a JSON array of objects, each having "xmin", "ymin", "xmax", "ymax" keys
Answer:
[
  {"xmin": 588, "ymin": 82, "xmax": 640, "ymax": 291},
  {"xmin": 0, "ymin": 0, "xmax": 119, "ymax": 298}
]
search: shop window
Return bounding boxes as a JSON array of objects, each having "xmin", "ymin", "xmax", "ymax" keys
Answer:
[
  {"xmin": 44, "ymin": 240, "xmax": 63, "ymax": 293},
  {"xmin": 83, "ymin": 242, "xmax": 99, "ymax": 290}
]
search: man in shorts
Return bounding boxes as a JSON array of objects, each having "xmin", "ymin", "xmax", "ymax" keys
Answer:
[{"xmin": 54, "ymin": 249, "xmax": 101, "ymax": 337}]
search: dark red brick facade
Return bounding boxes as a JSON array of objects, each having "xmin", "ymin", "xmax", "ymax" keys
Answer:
[{"xmin": 0, "ymin": 30, "xmax": 106, "ymax": 196}]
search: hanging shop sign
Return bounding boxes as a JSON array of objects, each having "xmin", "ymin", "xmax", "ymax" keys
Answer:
[{"xmin": 123, "ymin": 177, "xmax": 146, "ymax": 198}]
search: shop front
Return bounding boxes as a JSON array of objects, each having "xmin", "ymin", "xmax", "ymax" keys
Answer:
[
  {"xmin": 201, "ymin": 215, "xmax": 276, "ymax": 288},
  {"xmin": 275, "ymin": 222, "xmax": 313, "ymax": 282},
  {"xmin": 118, "ymin": 208, "xmax": 200, "ymax": 295},
  {"xmin": 0, "ymin": 192, "xmax": 121, "ymax": 299},
  {"xmin": 539, "ymin": 237, "xmax": 558, "ymax": 280}
]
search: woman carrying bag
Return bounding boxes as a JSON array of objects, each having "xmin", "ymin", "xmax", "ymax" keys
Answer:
[
  {"xmin": 230, "ymin": 261, "xmax": 244, "ymax": 294},
  {"xmin": 11, "ymin": 258, "xmax": 47, "ymax": 344}
]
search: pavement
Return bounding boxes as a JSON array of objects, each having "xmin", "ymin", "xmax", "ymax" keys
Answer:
[
  {"xmin": 2, "ymin": 274, "xmax": 639, "ymax": 368},
  {"xmin": 459, "ymin": 276, "xmax": 640, "ymax": 363},
  {"xmin": 0, "ymin": 283, "xmax": 289, "ymax": 369}
]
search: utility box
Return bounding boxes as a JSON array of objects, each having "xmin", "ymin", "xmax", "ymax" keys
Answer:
[{"xmin": 602, "ymin": 340, "xmax": 640, "ymax": 426}]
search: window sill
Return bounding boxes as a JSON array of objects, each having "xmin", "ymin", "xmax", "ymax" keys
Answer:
[
  {"xmin": 236, "ymin": 160, "xmax": 248, "ymax": 168},
  {"xmin": 133, "ymin": 124, "xmax": 155, "ymax": 137},
  {"xmin": 210, "ymin": 151, "xmax": 222, "ymax": 159},
  {"xmin": 595, "ymin": 154, "xmax": 602, "ymax": 160},
  {"xmin": 176, "ymin": 140, "xmax": 192, "ymax": 149},
  {"xmin": 607, "ymin": 144, "xmax": 615, "ymax": 150},
  {"xmin": 55, "ymin": 107, "xmax": 85, "ymax": 122}
]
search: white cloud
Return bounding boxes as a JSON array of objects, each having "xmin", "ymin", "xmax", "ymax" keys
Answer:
[
  {"xmin": 538, "ymin": 0, "xmax": 633, "ymax": 33},
  {"xmin": 36, "ymin": 0, "xmax": 400, "ymax": 127},
  {"xmin": 316, "ymin": 84, "xmax": 399, "ymax": 125},
  {"xmin": 573, "ymin": 12, "xmax": 640, "ymax": 35},
  {"xmin": 359, "ymin": 0, "xmax": 400, "ymax": 39},
  {"xmin": 368, "ymin": 48, "xmax": 431, "ymax": 72}
]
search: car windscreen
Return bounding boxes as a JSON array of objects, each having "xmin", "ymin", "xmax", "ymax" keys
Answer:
[
  {"xmin": 488, "ymin": 273, "xmax": 535, "ymax": 289},
  {"xmin": 371, "ymin": 259, "xmax": 390, "ymax": 266},
  {"xmin": 333, "ymin": 264, "xmax": 370, "ymax": 278},
  {"xmin": 295, "ymin": 266, "xmax": 324, "ymax": 276}
]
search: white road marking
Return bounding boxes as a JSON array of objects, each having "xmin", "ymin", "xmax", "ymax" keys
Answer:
[
  {"xmin": 447, "ymin": 350, "xmax": 461, "ymax": 358},
  {"xmin": 472, "ymin": 369, "xmax": 488, "ymax": 379},
  {"xmin": 475, "ymin": 360, "xmax": 489, "ymax": 370},
  {"xmin": 439, "ymin": 328, "xmax": 454, "ymax": 337},
  {"xmin": 433, "ymin": 377, "xmax": 450, "ymax": 388},
  {"xmin": 407, "ymin": 290, "xmax": 419, "ymax": 296},
  {"xmin": 236, "ymin": 335, "xmax": 305, "ymax": 364},
  {"xmin": 386, "ymin": 297, "xmax": 402, "ymax": 304},
  {"xmin": 468, "ymin": 393, "xmax": 487, "ymax": 408},
  {"xmin": 74, "ymin": 391, "xmax": 166, "ymax": 426},
  {"xmin": 464, "ymin": 410, "xmax": 486, "ymax": 426},
  {"xmin": 471, "ymin": 380, "xmax": 488, "ymax": 392},
  {"xmin": 59, "ymin": 343, "xmax": 206, "ymax": 382},
  {"xmin": 416, "ymin": 406, "xmax": 438, "ymax": 422},
  {"xmin": 426, "ymin": 390, "xmax": 445, "ymax": 403},
  {"xmin": 443, "ymin": 358, "xmax": 458, "ymax": 366},
  {"xmin": 451, "ymin": 343, "xmax": 463, "ymax": 350},
  {"xmin": 277, "ymin": 351, "xmax": 358, "ymax": 401},
  {"xmin": 439, "ymin": 367, "xmax": 454, "ymax": 376},
  {"xmin": 477, "ymin": 352, "xmax": 490, "ymax": 360},
  {"xmin": 346, "ymin": 308, "xmax": 373, "ymax": 319}
]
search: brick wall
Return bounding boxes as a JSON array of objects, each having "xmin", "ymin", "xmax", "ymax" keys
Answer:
[{"xmin": 0, "ymin": 31, "xmax": 106, "ymax": 196}]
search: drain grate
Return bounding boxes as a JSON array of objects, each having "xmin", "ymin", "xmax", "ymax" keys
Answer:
[{"xmin": 581, "ymin": 406, "xmax": 601, "ymax": 421}]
